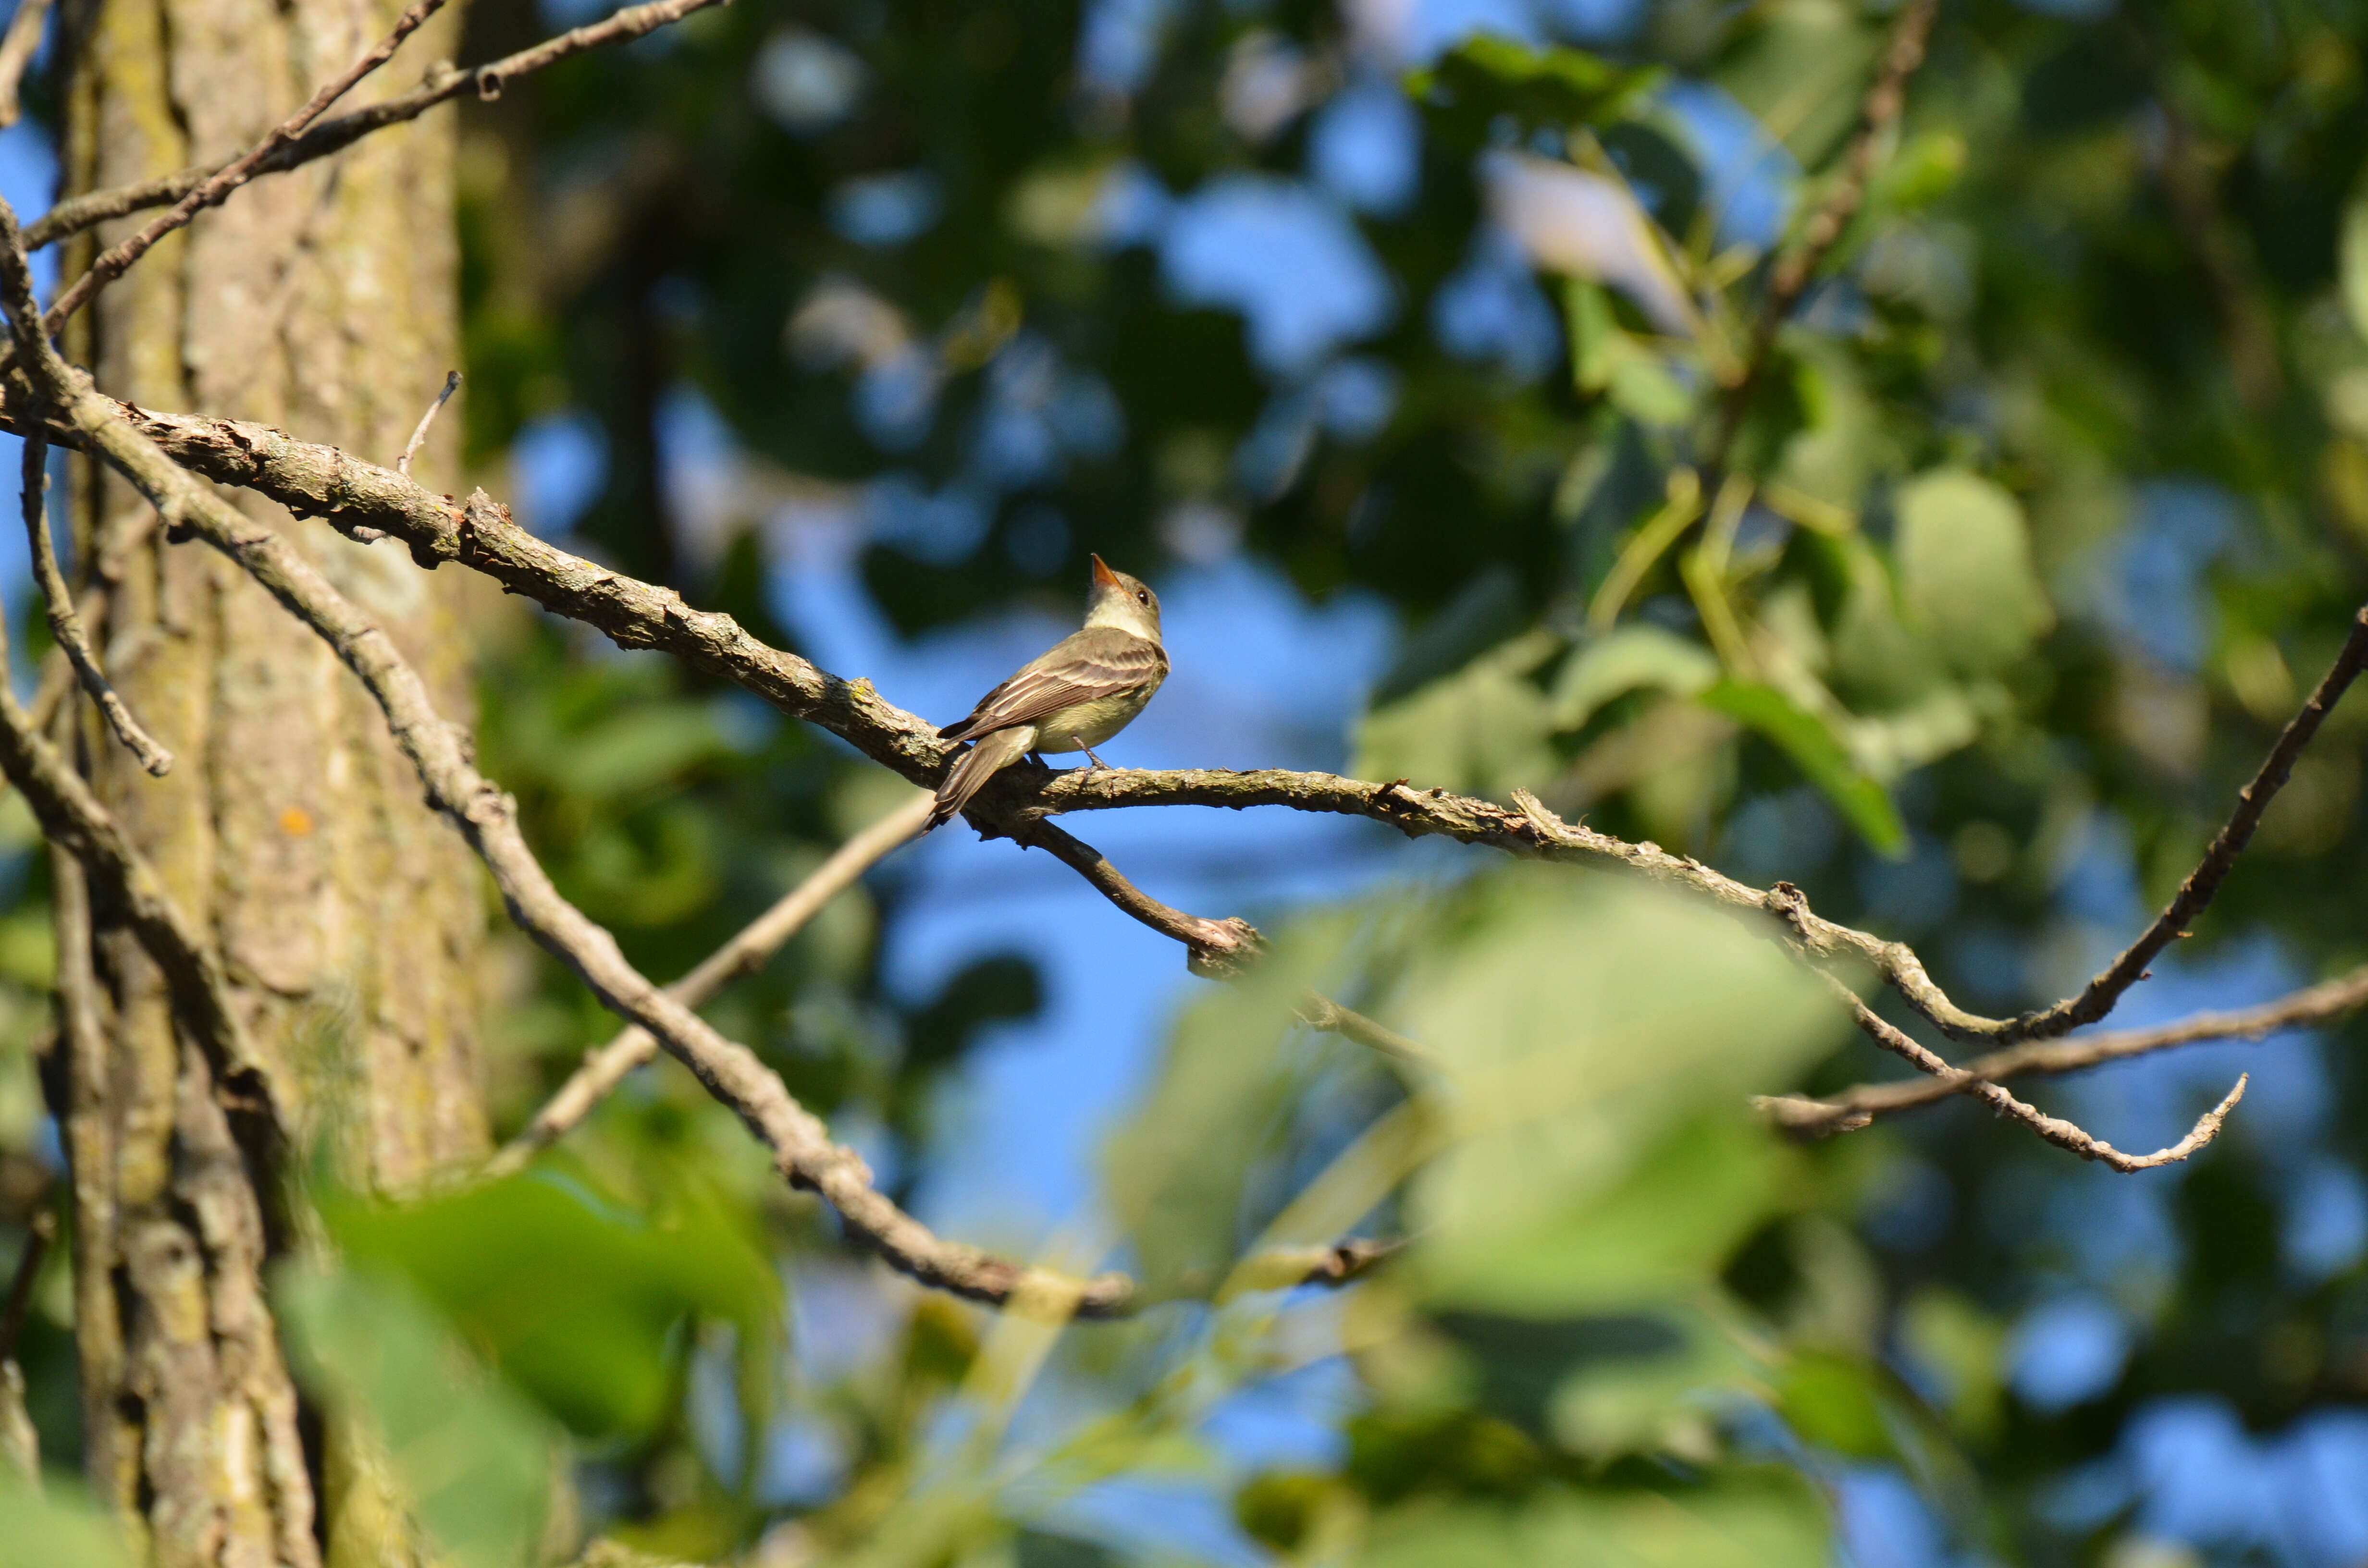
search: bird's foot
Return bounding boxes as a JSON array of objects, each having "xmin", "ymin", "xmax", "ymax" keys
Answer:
[{"xmin": 1081, "ymin": 747, "xmax": 1111, "ymax": 771}]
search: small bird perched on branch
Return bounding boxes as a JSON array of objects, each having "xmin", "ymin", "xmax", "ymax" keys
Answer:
[{"xmin": 926, "ymin": 555, "xmax": 1167, "ymax": 832}]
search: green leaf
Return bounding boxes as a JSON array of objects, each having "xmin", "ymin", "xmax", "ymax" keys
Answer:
[
  {"xmin": 0, "ymin": 1478, "xmax": 134, "ymax": 1568},
  {"xmin": 1360, "ymin": 1476, "xmax": 1828, "ymax": 1568},
  {"xmin": 563, "ymin": 705, "xmax": 733, "ymax": 800},
  {"xmin": 1411, "ymin": 36, "xmax": 1664, "ymax": 144},
  {"xmin": 1390, "ymin": 872, "xmax": 1840, "ymax": 1314},
  {"xmin": 1552, "ymin": 625, "xmax": 1721, "ymax": 731},
  {"xmin": 324, "ymin": 1166, "xmax": 780, "ymax": 1439},
  {"xmin": 1698, "ymin": 680, "xmax": 1906, "ymax": 856},
  {"xmin": 1776, "ymin": 1351, "xmax": 1896, "ymax": 1461},
  {"xmin": 1710, "ymin": 0, "xmax": 1879, "ymax": 164},
  {"xmin": 278, "ymin": 1262, "xmax": 556, "ymax": 1568},
  {"xmin": 1416, "ymin": 1112, "xmax": 1799, "ymax": 1316},
  {"xmin": 1103, "ymin": 913, "xmax": 1358, "ymax": 1295},
  {"xmin": 1548, "ymin": 1308, "xmax": 1771, "ymax": 1460},
  {"xmin": 2344, "ymin": 172, "xmax": 2368, "ymax": 342},
  {"xmin": 1355, "ymin": 632, "xmax": 1561, "ymax": 799},
  {"xmin": 1894, "ymin": 469, "xmax": 2052, "ymax": 676},
  {"xmin": 1563, "ymin": 282, "xmax": 1697, "ymax": 425},
  {"xmin": 1898, "ymin": 1288, "xmax": 2007, "ymax": 1444}
]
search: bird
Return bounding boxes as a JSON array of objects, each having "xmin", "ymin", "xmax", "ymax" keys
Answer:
[{"xmin": 925, "ymin": 555, "xmax": 1167, "ymax": 832}]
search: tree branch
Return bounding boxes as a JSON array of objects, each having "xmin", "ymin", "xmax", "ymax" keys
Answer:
[
  {"xmin": 1819, "ymin": 979, "xmax": 2245, "ymax": 1172},
  {"xmin": 0, "ymin": 0, "xmax": 50, "ymax": 131},
  {"xmin": 485, "ymin": 790, "xmax": 934, "ymax": 1179},
  {"xmin": 395, "ymin": 369, "xmax": 459, "ymax": 479},
  {"xmin": 19, "ymin": 435, "xmax": 173, "ymax": 775},
  {"xmin": 14, "ymin": 0, "xmax": 449, "ymax": 357},
  {"xmin": 21, "ymin": 0, "xmax": 728, "ymax": 253},
  {"xmin": 12, "ymin": 400, "xmax": 2355, "ymax": 1062},
  {"xmin": 1762, "ymin": 962, "xmax": 2368, "ymax": 1136}
]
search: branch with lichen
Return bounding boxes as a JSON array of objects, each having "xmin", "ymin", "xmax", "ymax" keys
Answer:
[{"xmin": 11, "ymin": 389, "xmax": 2336, "ymax": 1181}]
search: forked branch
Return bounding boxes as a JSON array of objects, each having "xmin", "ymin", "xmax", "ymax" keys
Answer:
[{"xmin": 4, "ymin": 395, "xmax": 2349, "ymax": 1172}]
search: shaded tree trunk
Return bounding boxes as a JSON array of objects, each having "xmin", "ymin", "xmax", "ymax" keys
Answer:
[{"xmin": 49, "ymin": 0, "xmax": 484, "ymax": 1561}]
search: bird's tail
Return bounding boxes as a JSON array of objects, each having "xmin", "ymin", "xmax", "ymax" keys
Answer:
[{"xmin": 926, "ymin": 725, "xmax": 1035, "ymax": 833}]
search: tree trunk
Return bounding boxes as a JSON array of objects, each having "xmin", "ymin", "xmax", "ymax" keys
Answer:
[{"xmin": 50, "ymin": 0, "xmax": 483, "ymax": 1561}]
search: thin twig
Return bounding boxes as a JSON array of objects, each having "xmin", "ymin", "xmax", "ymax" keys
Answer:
[
  {"xmin": 0, "ymin": 0, "xmax": 51, "ymax": 130},
  {"xmin": 14, "ymin": 0, "xmax": 449, "ymax": 356},
  {"xmin": 21, "ymin": 0, "xmax": 728, "ymax": 252},
  {"xmin": 1825, "ymin": 979, "xmax": 2245, "ymax": 1173},
  {"xmin": 1295, "ymin": 991, "xmax": 1441, "ymax": 1071},
  {"xmin": 1762, "ymin": 962, "xmax": 2368, "ymax": 1136},
  {"xmin": 1710, "ymin": 0, "xmax": 1937, "ymax": 466},
  {"xmin": 396, "ymin": 369, "xmax": 459, "ymax": 478},
  {"xmin": 2012, "ymin": 607, "xmax": 2368, "ymax": 1039},
  {"xmin": 19, "ymin": 436, "xmax": 173, "ymax": 774},
  {"xmin": 486, "ymin": 789, "xmax": 933, "ymax": 1178}
]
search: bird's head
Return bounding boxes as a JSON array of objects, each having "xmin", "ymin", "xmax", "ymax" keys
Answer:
[{"xmin": 1085, "ymin": 554, "xmax": 1162, "ymax": 640}]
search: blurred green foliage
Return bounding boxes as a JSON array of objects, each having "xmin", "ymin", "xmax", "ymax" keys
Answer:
[{"xmin": 9, "ymin": 0, "xmax": 2368, "ymax": 1562}]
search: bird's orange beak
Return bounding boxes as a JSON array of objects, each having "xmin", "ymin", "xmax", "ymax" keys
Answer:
[{"xmin": 1090, "ymin": 553, "xmax": 1121, "ymax": 591}]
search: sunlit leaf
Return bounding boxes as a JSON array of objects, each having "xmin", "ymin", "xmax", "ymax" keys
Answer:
[
  {"xmin": 1698, "ymin": 679, "xmax": 1907, "ymax": 856},
  {"xmin": 1359, "ymin": 1476, "xmax": 1828, "ymax": 1568},
  {"xmin": 324, "ymin": 1167, "xmax": 780, "ymax": 1439},
  {"xmin": 1355, "ymin": 634, "xmax": 1561, "ymax": 798},
  {"xmin": 278, "ymin": 1263, "xmax": 556, "ymax": 1568},
  {"xmin": 1712, "ymin": 0, "xmax": 1879, "ymax": 164},
  {"xmin": 0, "ymin": 1478, "xmax": 134, "ymax": 1568},
  {"xmin": 1418, "ymin": 1112, "xmax": 1800, "ymax": 1316},
  {"xmin": 1104, "ymin": 913, "xmax": 1359, "ymax": 1295},
  {"xmin": 1894, "ymin": 469, "xmax": 2052, "ymax": 676},
  {"xmin": 1412, "ymin": 37, "xmax": 1664, "ymax": 145},
  {"xmin": 1548, "ymin": 1307, "xmax": 1771, "ymax": 1460},
  {"xmin": 1552, "ymin": 625, "xmax": 1721, "ymax": 730},
  {"xmin": 2343, "ymin": 172, "xmax": 2368, "ymax": 342},
  {"xmin": 1389, "ymin": 872, "xmax": 1841, "ymax": 1314}
]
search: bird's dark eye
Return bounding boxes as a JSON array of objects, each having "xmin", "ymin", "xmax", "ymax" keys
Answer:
[{"xmin": 1136, "ymin": 590, "xmax": 1149, "ymax": 603}]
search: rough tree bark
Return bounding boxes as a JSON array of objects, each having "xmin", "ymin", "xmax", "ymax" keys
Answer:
[{"xmin": 50, "ymin": 0, "xmax": 481, "ymax": 1560}]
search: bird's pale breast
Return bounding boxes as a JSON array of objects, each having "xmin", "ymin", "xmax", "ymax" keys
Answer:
[{"xmin": 1033, "ymin": 681, "xmax": 1160, "ymax": 752}]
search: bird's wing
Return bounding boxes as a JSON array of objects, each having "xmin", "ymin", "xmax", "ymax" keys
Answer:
[{"xmin": 938, "ymin": 628, "xmax": 1167, "ymax": 741}]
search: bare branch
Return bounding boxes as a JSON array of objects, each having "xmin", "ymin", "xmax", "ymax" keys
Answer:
[
  {"xmin": 14, "ymin": 0, "xmax": 449, "ymax": 356},
  {"xmin": 1296, "ymin": 991, "xmax": 1442, "ymax": 1072},
  {"xmin": 22, "ymin": 0, "xmax": 728, "ymax": 253},
  {"xmin": 2016, "ymin": 607, "xmax": 2368, "ymax": 1039},
  {"xmin": 487, "ymin": 790, "xmax": 933, "ymax": 1178},
  {"xmin": 20, "ymin": 401, "xmax": 2358, "ymax": 1066},
  {"xmin": 1822, "ymin": 980, "xmax": 2245, "ymax": 1173},
  {"xmin": 396, "ymin": 369, "xmax": 459, "ymax": 479},
  {"xmin": 1763, "ymin": 963, "xmax": 2368, "ymax": 1136},
  {"xmin": 1009, "ymin": 817, "xmax": 1269, "ymax": 976},
  {"xmin": 0, "ymin": 0, "xmax": 51, "ymax": 130},
  {"xmin": 20, "ymin": 436, "xmax": 173, "ymax": 774}
]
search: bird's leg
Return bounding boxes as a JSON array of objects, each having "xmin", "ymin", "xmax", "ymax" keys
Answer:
[{"xmin": 1081, "ymin": 746, "xmax": 1111, "ymax": 771}]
